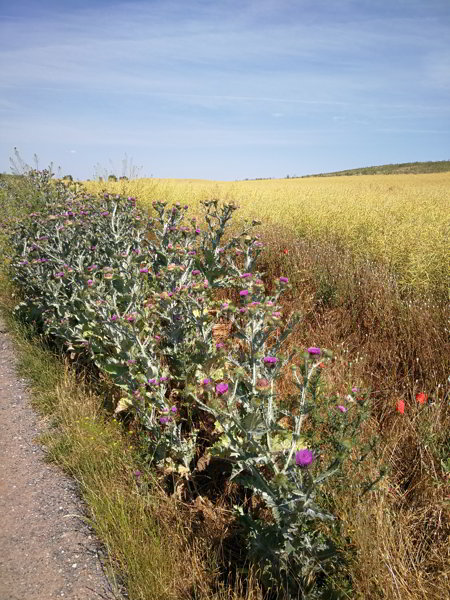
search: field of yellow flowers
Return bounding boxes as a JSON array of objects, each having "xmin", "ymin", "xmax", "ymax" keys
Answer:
[{"xmin": 85, "ymin": 173, "xmax": 450, "ymax": 301}]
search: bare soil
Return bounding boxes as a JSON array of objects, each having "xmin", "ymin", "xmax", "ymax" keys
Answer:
[{"xmin": 0, "ymin": 317, "xmax": 121, "ymax": 600}]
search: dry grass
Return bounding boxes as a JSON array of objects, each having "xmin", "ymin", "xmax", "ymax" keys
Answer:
[
  {"xmin": 253, "ymin": 225, "xmax": 449, "ymax": 600},
  {"xmin": 256, "ymin": 224, "xmax": 448, "ymax": 402},
  {"xmin": 331, "ymin": 407, "xmax": 449, "ymax": 600}
]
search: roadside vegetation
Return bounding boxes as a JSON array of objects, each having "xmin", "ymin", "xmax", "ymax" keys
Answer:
[{"xmin": 0, "ymin": 164, "xmax": 448, "ymax": 600}]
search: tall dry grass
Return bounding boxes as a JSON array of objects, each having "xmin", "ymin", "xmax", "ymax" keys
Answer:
[{"xmin": 252, "ymin": 225, "xmax": 449, "ymax": 600}]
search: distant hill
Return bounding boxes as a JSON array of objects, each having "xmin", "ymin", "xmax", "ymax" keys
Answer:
[{"xmin": 301, "ymin": 160, "xmax": 450, "ymax": 177}]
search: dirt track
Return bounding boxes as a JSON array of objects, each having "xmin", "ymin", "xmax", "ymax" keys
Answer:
[{"xmin": 0, "ymin": 317, "xmax": 120, "ymax": 600}]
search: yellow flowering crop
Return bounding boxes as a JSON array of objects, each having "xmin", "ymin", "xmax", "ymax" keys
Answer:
[{"xmin": 84, "ymin": 173, "xmax": 450, "ymax": 298}]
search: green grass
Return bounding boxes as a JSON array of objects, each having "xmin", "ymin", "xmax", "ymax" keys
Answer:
[{"xmin": 301, "ymin": 160, "xmax": 450, "ymax": 177}]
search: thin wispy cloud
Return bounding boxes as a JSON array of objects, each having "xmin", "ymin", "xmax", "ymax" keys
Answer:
[{"xmin": 0, "ymin": 0, "xmax": 449, "ymax": 179}]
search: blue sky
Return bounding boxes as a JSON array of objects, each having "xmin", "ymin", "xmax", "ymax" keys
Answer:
[{"xmin": 1, "ymin": 0, "xmax": 449, "ymax": 180}]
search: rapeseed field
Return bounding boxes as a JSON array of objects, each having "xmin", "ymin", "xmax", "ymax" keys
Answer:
[{"xmin": 84, "ymin": 173, "xmax": 450, "ymax": 300}]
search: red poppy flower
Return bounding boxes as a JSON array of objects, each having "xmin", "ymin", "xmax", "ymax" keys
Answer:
[
  {"xmin": 416, "ymin": 393, "xmax": 428, "ymax": 405},
  {"xmin": 396, "ymin": 400, "xmax": 405, "ymax": 414},
  {"xmin": 282, "ymin": 249, "xmax": 288, "ymax": 254}
]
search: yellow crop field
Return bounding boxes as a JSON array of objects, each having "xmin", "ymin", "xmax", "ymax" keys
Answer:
[{"xmin": 84, "ymin": 173, "xmax": 450, "ymax": 299}]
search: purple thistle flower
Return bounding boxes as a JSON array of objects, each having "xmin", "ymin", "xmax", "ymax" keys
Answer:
[
  {"xmin": 134, "ymin": 470, "xmax": 141, "ymax": 478},
  {"xmin": 188, "ymin": 250, "xmax": 197, "ymax": 256},
  {"xmin": 111, "ymin": 314, "xmax": 118, "ymax": 321},
  {"xmin": 54, "ymin": 272, "xmax": 65, "ymax": 278},
  {"xmin": 148, "ymin": 378, "xmax": 157, "ymax": 385},
  {"xmin": 352, "ymin": 387, "xmax": 359, "ymax": 393},
  {"xmin": 221, "ymin": 302, "xmax": 229, "ymax": 309},
  {"xmin": 279, "ymin": 276, "xmax": 289, "ymax": 283},
  {"xmin": 263, "ymin": 356, "xmax": 278, "ymax": 365},
  {"xmin": 295, "ymin": 449, "xmax": 315, "ymax": 468},
  {"xmin": 87, "ymin": 279, "xmax": 94, "ymax": 286},
  {"xmin": 202, "ymin": 378, "xmax": 211, "ymax": 385},
  {"xmin": 240, "ymin": 289, "xmax": 249, "ymax": 297},
  {"xmin": 159, "ymin": 417, "xmax": 169, "ymax": 425},
  {"xmin": 337, "ymin": 405, "xmax": 348, "ymax": 413},
  {"xmin": 170, "ymin": 406, "xmax": 177, "ymax": 413},
  {"xmin": 195, "ymin": 228, "xmax": 201, "ymax": 234},
  {"xmin": 239, "ymin": 307, "xmax": 247, "ymax": 314},
  {"xmin": 307, "ymin": 347, "xmax": 321, "ymax": 356},
  {"xmin": 192, "ymin": 269, "xmax": 201, "ymax": 275},
  {"xmin": 101, "ymin": 211, "xmax": 109, "ymax": 216},
  {"xmin": 139, "ymin": 267, "xmax": 149, "ymax": 273},
  {"xmin": 240, "ymin": 273, "xmax": 252, "ymax": 278},
  {"xmin": 216, "ymin": 342, "xmax": 225, "ymax": 349},
  {"xmin": 216, "ymin": 382, "xmax": 229, "ymax": 395},
  {"xmin": 87, "ymin": 264, "xmax": 98, "ymax": 271},
  {"xmin": 159, "ymin": 376, "xmax": 168, "ymax": 383},
  {"xmin": 250, "ymin": 301, "xmax": 260, "ymax": 306}
]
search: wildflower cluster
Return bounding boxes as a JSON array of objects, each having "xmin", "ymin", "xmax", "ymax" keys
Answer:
[{"xmin": 5, "ymin": 168, "xmax": 383, "ymax": 598}]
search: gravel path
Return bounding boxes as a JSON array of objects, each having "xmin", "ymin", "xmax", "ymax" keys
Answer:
[{"xmin": 0, "ymin": 317, "xmax": 122, "ymax": 600}]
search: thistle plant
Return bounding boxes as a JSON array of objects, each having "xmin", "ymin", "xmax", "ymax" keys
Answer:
[
  {"xmin": 187, "ymin": 287, "xmax": 383, "ymax": 597},
  {"xmin": 5, "ymin": 166, "xmax": 384, "ymax": 599}
]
